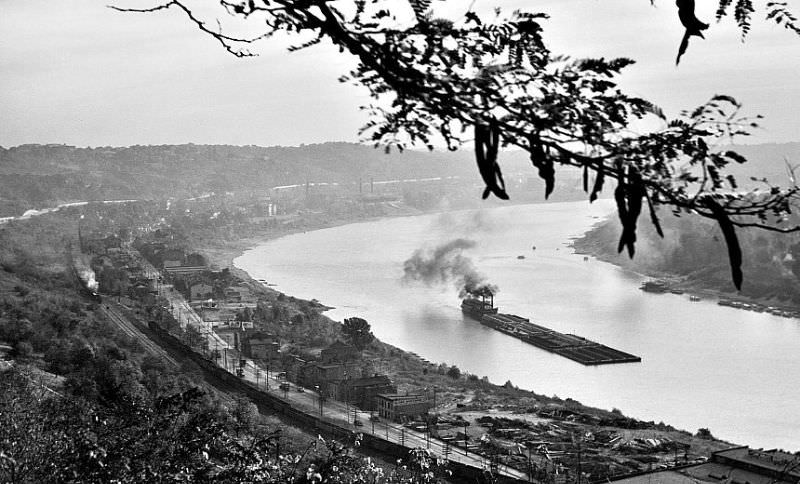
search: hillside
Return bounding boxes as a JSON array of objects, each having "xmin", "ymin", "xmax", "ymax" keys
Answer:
[
  {"xmin": 0, "ymin": 143, "xmax": 531, "ymax": 214},
  {"xmin": 2, "ymin": 142, "xmax": 796, "ymax": 218}
]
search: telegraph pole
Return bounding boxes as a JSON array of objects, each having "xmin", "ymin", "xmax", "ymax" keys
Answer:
[
  {"xmin": 464, "ymin": 421, "xmax": 469, "ymax": 455},
  {"xmin": 426, "ymin": 415, "xmax": 431, "ymax": 448}
]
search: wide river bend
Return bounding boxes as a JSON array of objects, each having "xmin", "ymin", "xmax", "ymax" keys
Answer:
[{"xmin": 235, "ymin": 201, "xmax": 800, "ymax": 450}]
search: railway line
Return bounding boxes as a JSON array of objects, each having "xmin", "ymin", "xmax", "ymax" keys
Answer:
[{"xmin": 100, "ymin": 298, "xmax": 178, "ymax": 367}]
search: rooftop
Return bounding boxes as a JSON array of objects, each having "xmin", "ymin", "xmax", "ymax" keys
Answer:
[
  {"xmin": 715, "ymin": 447, "xmax": 800, "ymax": 478},
  {"xmin": 377, "ymin": 393, "xmax": 426, "ymax": 401}
]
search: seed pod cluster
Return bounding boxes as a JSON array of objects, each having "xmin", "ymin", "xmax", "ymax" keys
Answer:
[
  {"xmin": 474, "ymin": 120, "xmax": 509, "ymax": 200},
  {"xmin": 614, "ymin": 164, "xmax": 646, "ymax": 258},
  {"xmin": 528, "ymin": 133, "xmax": 555, "ymax": 199}
]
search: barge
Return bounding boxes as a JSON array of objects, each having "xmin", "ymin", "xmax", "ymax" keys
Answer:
[{"xmin": 466, "ymin": 300, "xmax": 641, "ymax": 366}]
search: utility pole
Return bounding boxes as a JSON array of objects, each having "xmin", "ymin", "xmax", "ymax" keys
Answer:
[
  {"xmin": 464, "ymin": 421, "xmax": 469, "ymax": 455},
  {"xmin": 528, "ymin": 445, "xmax": 533, "ymax": 483},
  {"xmin": 426, "ymin": 415, "xmax": 431, "ymax": 449},
  {"xmin": 344, "ymin": 376, "xmax": 350, "ymax": 421}
]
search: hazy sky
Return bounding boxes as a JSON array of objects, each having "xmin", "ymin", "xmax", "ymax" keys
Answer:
[{"xmin": 1, "ymin": 0, "xmax": 798, "ymax": 147}]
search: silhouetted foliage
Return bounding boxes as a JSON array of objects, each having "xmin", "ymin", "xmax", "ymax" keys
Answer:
[
  {"xmin": 446, "ymin": 365, "xmax": 461, "ymax": 380},
  {"xmin": 342, "ymin": 317, "xmax": 375, "ymax": 351}
]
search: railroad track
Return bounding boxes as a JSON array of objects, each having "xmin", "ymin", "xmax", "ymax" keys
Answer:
[{"xmin": 100, "ymin": 299, "xmax": 178, "ymax": 367}]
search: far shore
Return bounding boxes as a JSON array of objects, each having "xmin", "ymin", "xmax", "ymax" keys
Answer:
[{"xmin": 571, "ymin": 237, "xmax": 800, "ymax": 318}]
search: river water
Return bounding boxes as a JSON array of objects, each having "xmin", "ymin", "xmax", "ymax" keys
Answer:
[{"xmin": 234, "ymin": 201, "xmax": 800, "ymax": 450}]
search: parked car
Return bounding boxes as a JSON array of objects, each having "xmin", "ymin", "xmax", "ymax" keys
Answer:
[
  {"xmin": 279, "ymin": 382, "xmax": 290, "ymax": 391},
  {"xmin": 353, "ymin": 420, "xmax": 363, "ymax": 427}
]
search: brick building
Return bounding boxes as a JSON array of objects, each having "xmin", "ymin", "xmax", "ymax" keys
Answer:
[
  {"xmin": 243, "ymin": 332, "xmax": 279, "ymax": 360},
  {"xmin": 376, "ymin": 393, "xmax": 432, "ymax": 422},
  {"xmin": 335, "ymin": 375, "xmax": 396, "ymax": 411}
]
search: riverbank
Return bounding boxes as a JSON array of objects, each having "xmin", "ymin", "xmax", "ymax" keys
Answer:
[{"xmin": 571, "ymin": 224, "xmax": 800, "ymax": 319}]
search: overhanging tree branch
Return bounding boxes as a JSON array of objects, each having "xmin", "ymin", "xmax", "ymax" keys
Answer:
[{"xmin": 114, "ymin": 0, "xmax": 800, "ymax": 289}]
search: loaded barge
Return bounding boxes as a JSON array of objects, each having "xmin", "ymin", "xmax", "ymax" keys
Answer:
[{"xmin": 462, "ymin": 295, "xmax": 641, "ymax": 366}]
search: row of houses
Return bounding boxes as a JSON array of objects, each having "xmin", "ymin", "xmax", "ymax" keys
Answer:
[{"xmin": 210, "ymin": 330, "xmax": 434, "ymax": 421}]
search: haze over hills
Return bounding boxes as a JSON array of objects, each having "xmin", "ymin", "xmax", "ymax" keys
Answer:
[
  {"xmin": 0, "ymin": 141, "xmax": 797, "ymax": 216},
  {"xmin": 0, "ymin": 143, "xmax": 532, "ymax": 214}
]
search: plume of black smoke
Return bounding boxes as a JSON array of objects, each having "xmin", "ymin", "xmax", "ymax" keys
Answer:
[{"xmin": 402, "ymin": 238, "xmax": 498, "ymax": 298}]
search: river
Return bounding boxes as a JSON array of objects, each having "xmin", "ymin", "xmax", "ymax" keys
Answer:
[{"xmin": 234, "ymin": 201, "xmax": 800, "ymax": 450}]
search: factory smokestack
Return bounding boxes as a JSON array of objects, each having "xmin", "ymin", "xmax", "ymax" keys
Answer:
[{"xmin": 402, "ymin": 238, "xmax": 498, "ymax": 298}]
